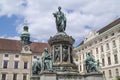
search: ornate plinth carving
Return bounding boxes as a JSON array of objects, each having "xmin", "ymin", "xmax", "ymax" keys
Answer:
[{"xmin": 48, "ymin": 32, "xmax": 77, "ymax": 72}]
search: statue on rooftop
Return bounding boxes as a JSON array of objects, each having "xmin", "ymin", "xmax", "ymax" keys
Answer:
[
  {"xmin": 42, "ymin": 48, "xmax": 53, "ymax": 71},
  {"xmin": 53, "ymin": 6, "xmax": 66, "ymax": 32},
  {"xmin": 85, "ymin": 52, "xmax": 99, "ymax": 73}
]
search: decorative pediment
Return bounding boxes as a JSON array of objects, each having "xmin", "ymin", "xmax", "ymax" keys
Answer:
[
  {"xmin": 113, "ymin": 49, "xmax": 118, "ymax": 54},
  {"xmin": 84, "ymin": 30, "xmax": 98, "ymax": 43},
  {"xmin": 106, "ymin": 52, "xmax": 110, "ymax": 57}
]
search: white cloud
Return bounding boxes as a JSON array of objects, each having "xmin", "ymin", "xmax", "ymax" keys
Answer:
[
  {"xmin": 0, "ymin": 0, "xmax": 120, "ymax": 46},
  {"xmin": 0, "ymin": 35, "xmax": 20, "ymax": 40},
  {"xmin": 7, "ymin": 36, "xmax": 20, "ymax": 40}
]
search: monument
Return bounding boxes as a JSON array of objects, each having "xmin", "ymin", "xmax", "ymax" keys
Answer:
[
  {"xmin": 49, "ymin": 6, "xmax": 77, "ymax": 73},
  {"xmin": 30, "ymin": 7, "xmax": 105, "ymax": 80}
]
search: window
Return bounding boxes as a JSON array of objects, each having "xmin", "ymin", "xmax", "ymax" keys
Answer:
[
  {"xmin": 14, "ymin": 61, "xmax": 19, "ymax": 69},
  {"xmin": 13, "ymin": 74, "xmax": 17, "ymax": 80},
  {"xmin": 96, "ymin": 48, "xmax": 98, "ymax": 54},
  {"xmin": 15, "ymin": 55, "xmax": 19, "ymax": 58},
  {"xmin": 3, "ymin": 60, "xmax": 8, "ymax": 69},
  {"xmin": 103, "ymin": 71, "xmax": 105, "ymax": 75},
  {"xmin": 116, "ymin": 68, "xmax": 119, "ymax": 76},
  {"xmin": 24, "ymin": 62, "xmax": 28, "ymax": 69},
  {"xmin": 4, "ymin": 54, "xmax": 9, "ymax": 57},
  {"xmin": 100, "ymin": 39, "xmax": 102, "ymax": 41},
  {"xmin": 101, "ymin": 46, "xmax": 104, "ymax": 52},
  {"xmin": 112, "ymin": 40, "xmax": 116, "ymax": 48},
  {"xmin": 108, "ymin": 57, "xmax": 111, "ymax": 65},
  {"xmin": 83, "ymin": 54, "xmax": 84, "ymax": 59},
  {"xmin": 2, "ymin": 74, "xmax": 6, "ymax": 80},
  {"xmin": 96, "ymin": 60, "xmax": 100, "ymax": 67},
  {"xmin": 114, "ymin": 54, "xmax": 118, "ymax": 64},
  {"xmin": 105, "ymin": 36, "xmax": 108, "ymax": 39},
  {"xmin": 111, "ymin": 33, "xmax": 114, "ymax": 36},
  {"xmin": 34, "ymin": 56, "xmax": 37, "ymax": 59},
  {"xmin": 80, "ymin": 65, "xmax": 81, "ymax": 71},
  {"xmin": 109, "ymin": 70, "xmax": 112, "ymax": 78},
  {"xmin": 76, "ymin": 59, "xmax": 78, "ymax": 61},
  {"xmin": 102, "ymin": 58, "xmax": 105, "ymax": 66},
  {"xmin": 95, "ymin": 41, "xmax": 97, "ymax": 44},
  {"xmin": 106, "ymin": 43, "xmax": 109, "ymax": 50},
  {"xmin": 23, "ymin": 74, "xmax": 27, "ymax": 80},
  {"xmin": 118, "ymin": 30, "xmax": 120, "ymax": 33}
]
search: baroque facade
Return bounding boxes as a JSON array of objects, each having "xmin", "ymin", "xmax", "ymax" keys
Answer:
[
  {"xmin": 74, "ymin": 18, "xmax": 120, "ymax": 80},
  {"xmin": 0, "ymin": 26, "xmax": 50, "ymax": 80}
]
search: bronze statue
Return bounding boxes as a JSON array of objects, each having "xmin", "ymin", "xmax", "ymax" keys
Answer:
[
  {"xmin": 42, "ymin": 48, "xmax": 53, "ymax": 71},
  {"xmin": 32, "ymin": 58, "xmax": 41, "ymax": 75},
  {"xmin": 62, "ymin": 46, "xmax": 68, "ymax": 62},
  {"xmin": 85, "ymin": 53, "xmax": 99, "ymax": 73},
  {"xmin": 54, "ymin": 47, "xmax": 60, "ymax": 62},
  {"xmin": 53, "ymin": 6, "xmax": 66, "ymax": 32}
]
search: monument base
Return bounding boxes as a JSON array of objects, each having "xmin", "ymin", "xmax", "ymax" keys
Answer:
[
  {"xmin": 30, "ymin": 72, "xmax": 104, "ymax": 80},
  {"xmin": 30, "ymin": 75, "xmax": 40, "ymax": 80},
  {"xmin": 57, "ymin": 72, "xmax": 104, "ymax": 80},
  {"xmin": 84, "ymin": 72, "xmax": 104, "ymax": 80},
  {"xmin": 40, "ymin": 71, "xmax": 57, "ymax": 80}
]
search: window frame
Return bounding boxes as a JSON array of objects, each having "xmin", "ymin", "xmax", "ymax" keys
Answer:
[
  {"xmin": 24, "ymin": 62, "xmax": 28, "ymax": 69},
  {"xmin": 13, "ymin": 73, "xmax": 17, "ymax": 80},
  {"xmin": 14, "ymin": 61, "xmax": 19, "ymax": 69},
  {"xmin": 3, "ymin": 60, "xmax": 8, "ymax": 69},
  {"xmin": 2, "ymin": 74, "xmax": 6, "ymax": 80}
]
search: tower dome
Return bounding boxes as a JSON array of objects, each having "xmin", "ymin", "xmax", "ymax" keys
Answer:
[{"xmin": 21, "ymin": 25, "xmax": 30, "ymax": 45}]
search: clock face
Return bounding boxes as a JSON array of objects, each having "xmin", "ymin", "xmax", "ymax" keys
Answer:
[{"xmin": 24, "ymin": 46, "xmax": 29, "ymax": 51}]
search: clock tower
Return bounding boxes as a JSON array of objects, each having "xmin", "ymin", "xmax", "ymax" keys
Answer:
[{"xmin": 20, "ymin": 25, "xmax": 32, "ymax": 54}]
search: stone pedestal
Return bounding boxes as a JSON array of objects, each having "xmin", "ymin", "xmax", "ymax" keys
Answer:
[
  {"xmin": 30, "ymin": 75, "xmax": 40, "ymax": 80},
  {"xmin": 57, "ymin": 72, "xmax": 83, "ymax": 80},
  {"xmin": 48, "ymin": 32, "xmax": 77, "ymax": 72},
  {"xmin": 84, "ymin": 73, "xmax": 104, "ymax": 80},
  {"xmin": 57, "ymin": 72, "xmax": 104, "ymax": 80},
  {"xmin": 40, "ymin": 72, "xmax": 57, "ymax": 80},
  {"xmin": 30, "ymin": 72, "xmax": 104, "ymax": 80}
]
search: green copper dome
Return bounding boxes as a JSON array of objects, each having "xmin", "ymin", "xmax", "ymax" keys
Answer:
[{"xmin": 21, "ymin": 25, "xmax": 30, "ymax": 45}]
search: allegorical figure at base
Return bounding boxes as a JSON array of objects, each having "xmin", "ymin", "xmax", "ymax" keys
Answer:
[
  {"xmin": 85, "ymin": 52, "xmax": 99, "ymax": 73},
  {"xmin": 32, "ymin": 58, "xmax": 41, "ymax": 75},
  {"xmin": 41, "ymin": 48, "xmax": 53, "ymax": 71}
]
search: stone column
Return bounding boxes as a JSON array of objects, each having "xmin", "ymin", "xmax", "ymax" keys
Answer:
[
  {"xmin": 68, "ymin": 46, "xmax": 70, "ymax": 62},
  {"xmin": 60, "ymin": 44, "xmax": 62, "ymax": 62},
  {"xmin": 52, "ymin": 45, "xmax": 55, "ymax": 63}
]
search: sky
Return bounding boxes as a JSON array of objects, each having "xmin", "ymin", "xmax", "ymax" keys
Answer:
[{"xmin": 0, "ymin": 0, "xmax": 120, "ymax": 47}]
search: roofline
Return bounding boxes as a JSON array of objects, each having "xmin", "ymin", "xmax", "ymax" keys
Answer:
[{"xmin": 75, "ymin": 18, "xmax": 120, "ymax": 49}]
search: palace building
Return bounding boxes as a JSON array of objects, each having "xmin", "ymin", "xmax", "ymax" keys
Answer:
[
  {"xmin": 0, "ymin": 26, "xmax": 50, "ymax": 80},
  {"xmin": 74, "ymin": 18, "xmax": 120, "ymax": 80}
]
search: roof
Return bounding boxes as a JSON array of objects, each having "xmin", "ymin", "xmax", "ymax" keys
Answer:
[
  {"xmin": 77, "ymin": 18, "xmax": 120, "ymax": 47},
  {"xmin": 0, "ymin": 38, "xmax": 50, "ymax": 54},
  {"xmin": 98, "ymin": 18, "xmax": 120, "ymax": 34}
]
